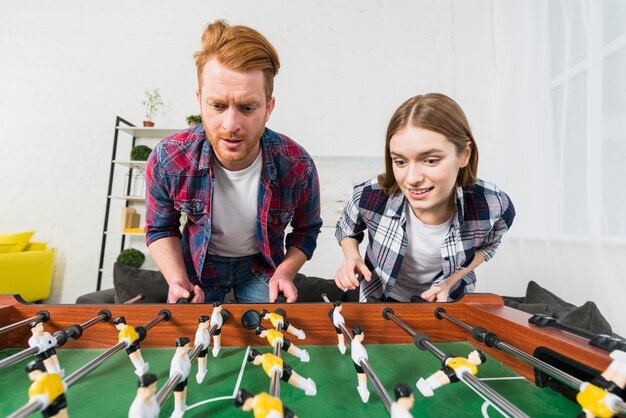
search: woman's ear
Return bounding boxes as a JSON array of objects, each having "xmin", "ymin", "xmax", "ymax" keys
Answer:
[{"xmin": 460, "ymin": 141, "xmax": 472, "ymax": 167}]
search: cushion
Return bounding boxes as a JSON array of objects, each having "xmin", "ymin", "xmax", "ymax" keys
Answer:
[
  {"xmin": 75, "ymin": 288, "xmax": 116, "ymax": 304},
  {"xmin": 523, "ymin": 280, "xmax": 576, "ymax": 318},
  {"xmin": 113, "ymin": 262, "xmax": 168, "ymax": 303},
  {"xmin": 0, "ymin": 230, "xmax": 35, "ymax": 253},
  {"xmin": 293, "ymin": 274, "xmax": 359, "ymax": 303}
]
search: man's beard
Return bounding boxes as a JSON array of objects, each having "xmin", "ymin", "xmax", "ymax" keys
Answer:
[{"xmin": 206, "ymin": 125, "xmax": 266, "ymax": 162}]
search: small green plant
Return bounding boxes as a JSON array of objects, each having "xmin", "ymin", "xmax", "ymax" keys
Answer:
[
  {"xmin": 186, "ymin": 114, "xmax": 202, "ymax": 126},
  {"xmin": 130, "ymin": 145, "xmax": 152, "ymax": 161},
  {"xmin": 142, "ymin": 88, "xmax": 163, "ymax": 121},
  {"xmin": 116, "ymin": 248, "xmax": 145, "ymax": 268}
]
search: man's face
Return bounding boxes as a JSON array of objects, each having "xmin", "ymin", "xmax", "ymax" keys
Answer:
[{"xmin": 196, "ymin": 59, "xmax": 275, "ymax": 171}]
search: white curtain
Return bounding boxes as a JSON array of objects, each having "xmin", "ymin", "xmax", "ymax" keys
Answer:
[
  {"xmin": 493, "ymin": 0, "xmax": 626, "ymax": 240},
  {"xmin": 481, "ymin": 0, "xmax": 626, "ymax": 337}
]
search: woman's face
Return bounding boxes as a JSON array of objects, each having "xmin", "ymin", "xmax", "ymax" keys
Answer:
[{"xmin": 390, "ymin": 125, "xmax": 470, "ymax": 225}]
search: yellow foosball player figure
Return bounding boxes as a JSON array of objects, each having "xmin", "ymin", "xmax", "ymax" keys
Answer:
[
  {"xmin": 255, "ymin": 326, "xmax": 310, "ymax": 362},
  {"xmin": 114, "ymin": 316, "xmax": 149, "ymax": 376},
  {"xmin": 577, "ymin": 349, "xmax": 626, "ymax": 418},
  {"xmin": 416, "ymin": 349, "xmax": 486, "ymax": 397},
  {"xmin": 235, "ymin": 388, "xmax": 297, "ymax": 418},
  {"xmin": 260, "ymin": 310, "xmax": 306, "ymax": 340},
  {"xmin": 128, "ymin": 373, "xmax": 160, "ymax": 418},
  {"xmin": 391, "ymin": 383, "xmax": 415, "ymax": 418},
  {"xmin": 28, "ymin": 320, "xmax": 64, "ymax": 376},
  {"xmin": 25, "ymin": 359, "xmax": 68, "ymax": 418},
  {"xmin": 247, "ymin": 349, "xmax": 317, "ymax": 396}
]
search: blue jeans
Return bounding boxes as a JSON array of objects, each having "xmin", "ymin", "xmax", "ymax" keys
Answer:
[{"xmin": 202, "ymin": 253, "xmax": 270, "ymax": 303}]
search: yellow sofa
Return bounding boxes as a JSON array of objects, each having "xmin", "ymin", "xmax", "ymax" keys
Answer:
[{"xmin": 0, "ymin": 242, "xmax": 54, "ymax": 302}]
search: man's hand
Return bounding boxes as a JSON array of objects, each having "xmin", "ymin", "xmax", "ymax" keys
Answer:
[
  {"xmin": 269, "ymin": 272, "xmax": 298, "ymax": 303},
  {"xmin": 420, "ymin": 284, "xmax": 450, "ymax": 303},
  {"xmin": 168, "ymin": 280, "xmax": 204, "ymax": 303},
  {"xmin": 334, "ymin": 257, "xmax": 371, "ymax": 291}
]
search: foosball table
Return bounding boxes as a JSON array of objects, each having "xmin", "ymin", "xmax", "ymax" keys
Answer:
[{"xmin": 0, "ymin": 293, "xmax": 623, "ymax": 417}]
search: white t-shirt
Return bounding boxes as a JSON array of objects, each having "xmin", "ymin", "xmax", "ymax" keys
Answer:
[
  {"xmin": 207, "ymin": 151, "xmax": 262, "ymax": 257},
  {"xmin": 389, "ymin": 203, "xmax": 452, "ymax": 302}
]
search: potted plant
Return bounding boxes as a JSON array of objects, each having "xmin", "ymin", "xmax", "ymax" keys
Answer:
[
  {"xmin": 116, "ymin": 248, "xmax": 146, "ymax": 268},
  {"xmin": 142, "ymin": 88, "xmax": 163, "ymax": 127},
  {"xmin": 186, "ymin": 114, "xmax": 202, "ymax": 126},
  {"xmin": 130, "ymin": 145, "xmax": 152, "ymax": 161}
]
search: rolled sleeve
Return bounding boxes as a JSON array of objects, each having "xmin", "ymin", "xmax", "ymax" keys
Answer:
[
  {"xmin": 335, "ymin": 184, "xmax": 366, "ymax": 244},
  {"xmin": 144, "ymin": 146, "xmax": 182, "ymax": 246},
  {"xmin": 285, "ymin": 162, "xmax": 322, "ymax": 259},
  {"xmin": 479, "ymin": 190, "xmax": 515, "ymax": 261}
]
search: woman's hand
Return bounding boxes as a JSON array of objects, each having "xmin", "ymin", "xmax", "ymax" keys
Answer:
[
  {"xmin": 420, "ymin": 283, "xmax": 450, "ymax": 302},
  {"xmin": 334, "ymin": 257, "xmax": 371, "ymax": 291}
]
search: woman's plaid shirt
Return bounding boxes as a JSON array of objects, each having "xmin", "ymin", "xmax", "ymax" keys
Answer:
[{"xmin": 336, "ymin": 178, "xmax": 515, "ymax": 302}]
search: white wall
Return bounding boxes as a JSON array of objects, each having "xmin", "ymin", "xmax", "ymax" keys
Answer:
[{"xmin": 0, "ymin": 0, "xmax": 497, "ymax": 304}]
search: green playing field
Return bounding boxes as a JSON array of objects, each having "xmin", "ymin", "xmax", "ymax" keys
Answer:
[{"xmin": 0, "ymin": 341, "xmax": 580, "ymax": 417}]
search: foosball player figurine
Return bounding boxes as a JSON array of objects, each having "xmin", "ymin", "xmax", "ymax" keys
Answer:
[
  {"xmin": 210, "ymin": 302, "xmax": 223, "ymax": 357},
  {"xmin": 128, "ymin": 373, "xmax": 160, "ymax": 418},
  {"xmin": 114, "ymin": 316, "xmax": 149, "ymax": 376},
  {"xmin": 391, "ymin": 383, "xmax": 415, "ymax": 418},
  {"xmin": 416, "ymin": 349, "xmax": 486, "ymax": 397},
  {"xmin": 350, "ymin": 326, "xmax": 370, "ymax": 403},
  {"xmin": 194, "ymin": 315, "xmax": 211, "ymax": 384},
  {"xmin": 235, "ymin": 388, "xmax": 297, "ymax": 418},
  {"xmin": 25, "ymin": 359, "xmax": 68, "ymax": 418},
  {"xmin": 170, "ymin": 337, "xmax": 192, "ymax": 418},
  {"xmin": 28, "ymin": 320, "xmax": 64, "ymax": 376},
  {"xmin": 331, "ymin": 301, "xmax": 347, "ymax": 354},
  {"xmin": 260, "ymin": 309, "xmax": 306, "ymax": 340},
  {"xmin": 577, "ymin": 349, "xmax": 626, "ymax": 418},
  {"xmin": 247, "ymin": 349, "xmax": 317, "ymax": 396},
  {"xmin": 255, "ymin": 326, "xmax": 310, "ymax": 362}
]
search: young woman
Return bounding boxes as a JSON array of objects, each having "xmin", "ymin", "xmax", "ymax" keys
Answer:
[{"xmin": 334, "ymin": 93, "xmax": 515, "ymax": 302}]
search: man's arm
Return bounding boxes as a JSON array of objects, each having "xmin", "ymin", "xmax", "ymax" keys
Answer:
[
  {"xmin": 148, "ymin": 237, "xmax": 204, "ymax": 303},
  {"xmin": 269, "ymin": 246, "xmax": 307, "ymax": 303}
]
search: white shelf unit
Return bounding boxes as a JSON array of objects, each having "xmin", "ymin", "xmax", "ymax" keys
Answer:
[{"xmin": 96, "ymin": 117, "xmax": 183, "ymax": 290}]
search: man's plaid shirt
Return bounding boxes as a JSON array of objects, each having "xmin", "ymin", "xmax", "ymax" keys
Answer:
[
  {"xmin": 145, "ymin": 125, "xmax": 322, "ymax": 287},
  {"xmin": 336, "ymin": 178, "xmax": 515, "ymax": 302}
]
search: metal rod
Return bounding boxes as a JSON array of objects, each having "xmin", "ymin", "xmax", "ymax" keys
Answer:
[
  {"xmin": 156, "ymin": 372, "xmax": 182, "ymax": 406},
  {"xmin": 383, "ymin": 307, "xmax": 530, "ymax": 418},
  {"xmin": 0, "ymin": 311, "xmax": 49, "ymax": 336},
  {"xmin": 360, "ymin": 359, "xmax": 393, "ymax": 413},
  {"xmin": 122, "ymin": 293, "xmax": 145, "ymax": 304},
  {"xmin": 269, "ymin": 319, "xmax": 284, "ymax": 398},
  {"xmin": 437, "ymin": 309, "xmax": 583, "ymax": 390},
  {"xmin": 64, "ymin": 342, "xmax": 127, "ymax": 386},
  {"xmin": 462, "ymin": 372, "xmax": 530, "ymax": 418},
  {"xmin": 0, "ymin": 347, "xmax": 39, "ymax": 369},
  {"xmin": 6, "ymin": 400, "xmax": 45, "ymax": 418},
  {"xmin": 335, "ymin": 318, "xmax": 392, "ymax": 414},
  {"xmin": 383, "ymin": 309, "xmax": 446, "ymax": 360},
  {"xmin": 270, "ymin": 371, "xmax": 281, "ymax": 399}
]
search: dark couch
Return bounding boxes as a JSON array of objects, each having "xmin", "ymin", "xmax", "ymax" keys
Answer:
[{"xmin": 77, "ymin": 262, "xmax": 358, "ymax": 304}]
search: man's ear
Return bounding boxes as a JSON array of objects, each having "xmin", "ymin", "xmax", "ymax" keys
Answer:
[{"xmin": 265, "ymin": 96, "xmax": 275, "ymax": 122}]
